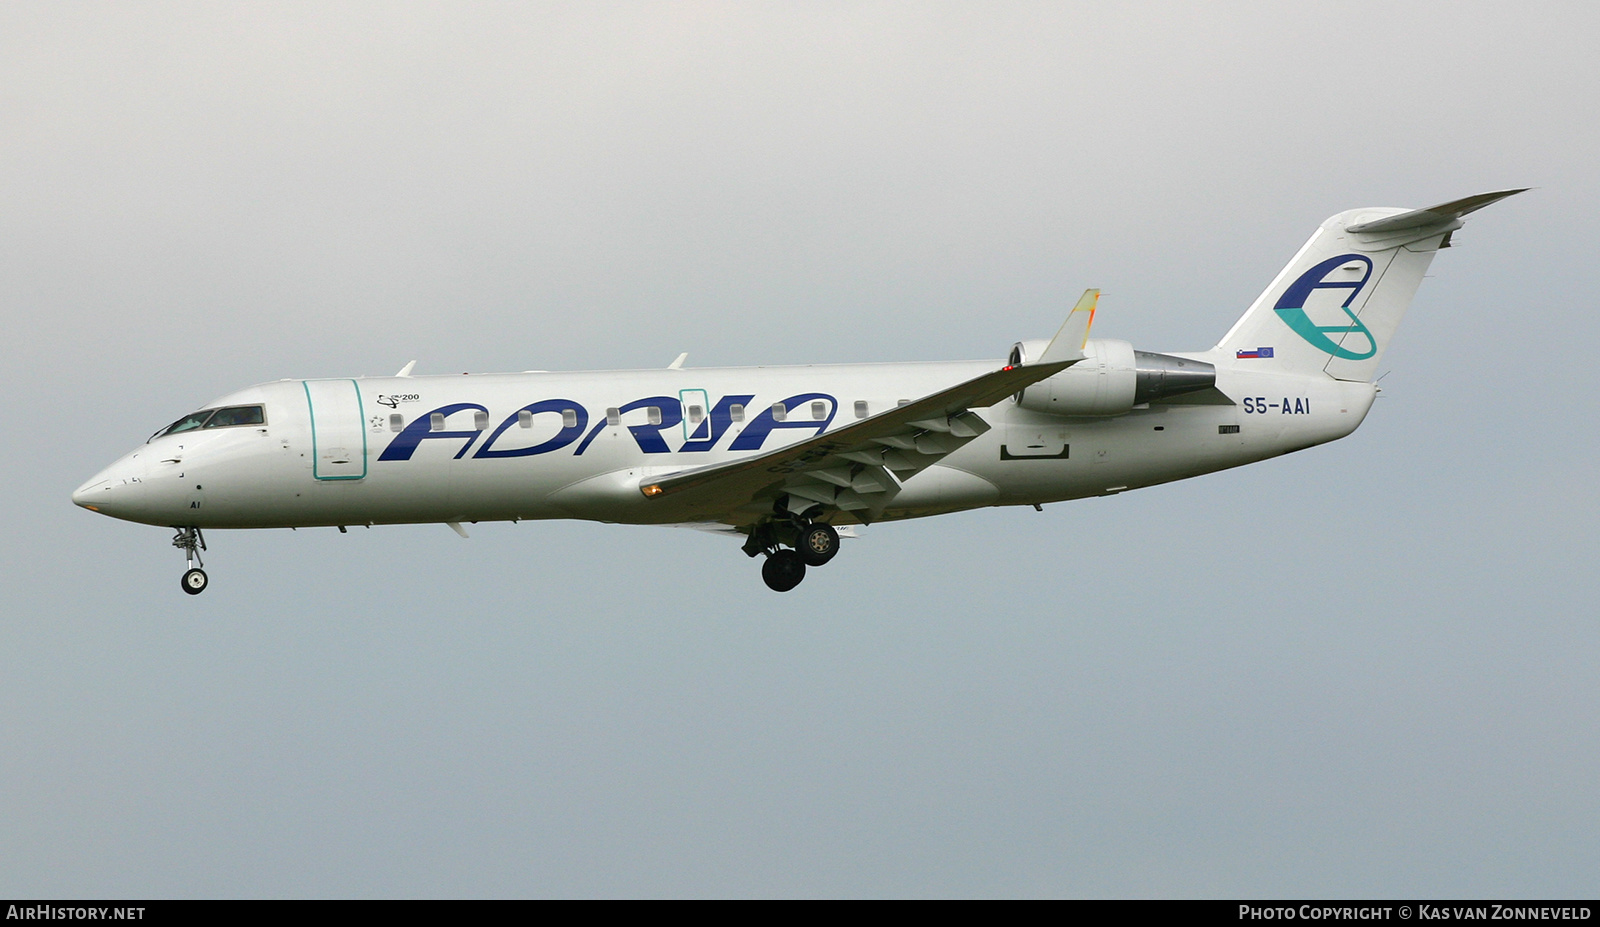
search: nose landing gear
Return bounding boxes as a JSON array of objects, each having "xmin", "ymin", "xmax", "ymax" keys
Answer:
[{"xmin": 172, "ymin": 526, "xmax": 208, "ymax": 595}]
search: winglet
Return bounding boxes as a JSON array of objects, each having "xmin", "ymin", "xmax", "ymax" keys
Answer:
[
  {"xmin": 395, "ymin": 360, "xmax": 417, "ymax": 377},
  {"xmin": 1037, "ymin": 289, "xmax": 1099, "ymax": 363},
  {"xmin": 1346, "ymin": 188, "xmax": 1528, "ymax": 234},
  {"xmin": 668, "ymin": 352, "xmax": 688, "ymax": 370}
]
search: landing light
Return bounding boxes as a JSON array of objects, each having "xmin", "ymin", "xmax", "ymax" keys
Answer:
[{"xmin": 642, "ymin": 484, "xmax": 663, "ymax": 497}]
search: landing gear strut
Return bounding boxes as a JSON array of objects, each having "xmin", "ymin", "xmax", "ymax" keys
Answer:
[
  {"xmin": 745, "ymin": 500, "xmax": 843, "ymax": 592},
  {"xmin": 172, "ymin": 526, "xmax": 208, "ymax": 595}
]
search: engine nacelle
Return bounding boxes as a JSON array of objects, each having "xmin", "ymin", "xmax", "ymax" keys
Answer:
[{"xmin": 1010, "ymin": 339, "xmax": 1215, "ymax": 417}]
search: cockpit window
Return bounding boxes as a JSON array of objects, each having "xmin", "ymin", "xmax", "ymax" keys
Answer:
[
  {"xmin": 149, "ymin": 404, "xmax": 266, "ymax": 442},
  {"xmin": 204, "ymin": 405, "xmax": 265, "ymax": 428},
  {"xmin": 153, "ymin": 410, "xmax": 214, "ymax": 440}
]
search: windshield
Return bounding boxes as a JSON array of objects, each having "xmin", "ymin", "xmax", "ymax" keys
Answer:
[
  {"xmin": 148, "ymin": 405, "xmax": 266, "ymax": 442},
  {"xmin": 205, "ymin": 405, "xmax": 265, "ymax": 428},
  {"xmin": 151, "ymin": 410, "xmax": 213, "ymax": 441}
]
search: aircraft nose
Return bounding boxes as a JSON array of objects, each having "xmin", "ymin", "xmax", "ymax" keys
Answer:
[
  {"xmin": 71, "ymin": 477, "xmax": 106, "ymax": 508},
  {"xmin": 71, "ymin": 455, "xmax": 150, "ymax": 520}
]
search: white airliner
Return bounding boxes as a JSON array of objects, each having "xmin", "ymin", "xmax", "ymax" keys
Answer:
[{"xmin": 74, "ymin": 191, "xmax": 1523, "ymax": 593}]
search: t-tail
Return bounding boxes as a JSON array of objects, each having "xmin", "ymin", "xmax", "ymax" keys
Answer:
[{"xmin": 1216, "ymin": 189, "xmax": 1526, "ymax": 382}]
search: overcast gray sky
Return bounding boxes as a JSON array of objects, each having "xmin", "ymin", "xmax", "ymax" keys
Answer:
[{"xmin": 3, "ymin": 1, "xmax": 1596, "ymax": 898}]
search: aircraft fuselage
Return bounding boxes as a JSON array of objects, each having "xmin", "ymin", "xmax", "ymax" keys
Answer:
[{"xmin": 74, "ymin": 359, "xmax": 1373, "ymax": 532}]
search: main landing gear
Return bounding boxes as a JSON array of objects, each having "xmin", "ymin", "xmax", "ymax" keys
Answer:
[
  {"xmin": 744, "ymin": 503, "xmax": 842, "ymax": 592},
  {"xmin": 761, "ymin": 549, "xmax": 807, "ymax": 593},
  {"xmin": 172, "ymin": 526, "xmax": 208, "ymax": 595}
]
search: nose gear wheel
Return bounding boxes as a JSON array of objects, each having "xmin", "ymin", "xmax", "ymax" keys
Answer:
[
  {"xmin": 172, "ymin": 527, "xmax": 209, "ymax": 595},
  {"xmin": 181, "ymin": 568, "xmax": 209, "ymax": 595}
]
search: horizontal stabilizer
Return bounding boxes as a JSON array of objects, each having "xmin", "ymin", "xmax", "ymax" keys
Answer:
[{"xmin": 1345, "ymin": 188, "xmax": 1528, "ymax": 234}]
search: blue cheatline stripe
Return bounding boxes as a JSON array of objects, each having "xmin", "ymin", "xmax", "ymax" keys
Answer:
[{"xmin": 304, "ymin": 379, "xmax": 368, "ymax": 481}]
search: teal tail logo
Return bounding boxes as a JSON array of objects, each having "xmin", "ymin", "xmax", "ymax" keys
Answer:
[{"xmin": 1273, "ymin": 254, "xmax": 1378, "ymax": 360}]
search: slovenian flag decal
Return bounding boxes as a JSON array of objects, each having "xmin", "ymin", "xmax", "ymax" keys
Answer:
[{"xmin": 1236, "ymin": 347, "xmax": 1275, "ymax": 359}]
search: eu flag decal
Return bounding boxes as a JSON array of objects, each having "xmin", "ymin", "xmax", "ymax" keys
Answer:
[{"xmin": 1236, "ymin": 347, "xmax": 1274, "ymax": 359}]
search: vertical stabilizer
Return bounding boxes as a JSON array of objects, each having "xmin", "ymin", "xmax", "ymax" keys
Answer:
[{"xmin": 1216, "ymin": 189, "xmax": 1524, "ymax": 382}]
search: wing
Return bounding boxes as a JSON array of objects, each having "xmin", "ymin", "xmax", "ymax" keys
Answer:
[{"xmin": 640, "ymin": 359, "xmax": 1077, "ymax": 522}]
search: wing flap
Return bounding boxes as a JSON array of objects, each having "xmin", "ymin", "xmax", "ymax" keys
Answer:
[{"xmin": 640, "ymin": 359, "xmax": 1075, "ymax": 517}]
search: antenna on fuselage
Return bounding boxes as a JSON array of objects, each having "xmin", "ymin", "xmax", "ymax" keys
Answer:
[{"xmin": 395, "ymin": 360, "xmax": 417, "ymax": 377}]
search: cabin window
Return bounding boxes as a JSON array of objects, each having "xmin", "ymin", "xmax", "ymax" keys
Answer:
[
  {"xmin": 606, "ymin": 407, "xmax": 621, "ymax": 426},
  {"xmin": 562, "ymin": 409, "xmax": 579, "ymax": 428},
  {"xmin": 430, "ymin": 412, "xmax": 446, "ymax": 432},
  {"xmin": 811, "ymin": 401, "xmax": 827, "ymax": 420},
  {"xmin": 687, "ymin": 404, "xmax": 705, "ymax": 424},
  {"xmin": 771, "ymin": 403, "xmax": 787, "ymax": 422},
  {"xmin": 729, "ymin": 404, "xmax": 745, "ymax": 423},
  {"xmin": 854, "ymin": 400, "xmax": 868, "ymax": 419},
  {"xmin": 389, "ymin": 414, "xmax": 405, "ymax": 432},
  {"xmin": 205, "ymin": 405, "xmax": 265, "ymax": 428},
  {"xmin": 647, "ymin": 406, "xmax": 662, "ymax": 426},
  {"xmin": 473, "ymin": 411, "xmax": 489, "ymax": 431},
  {"xmin": 518, "ymin": 410, "xmax": 533, "ymax": 428}
]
